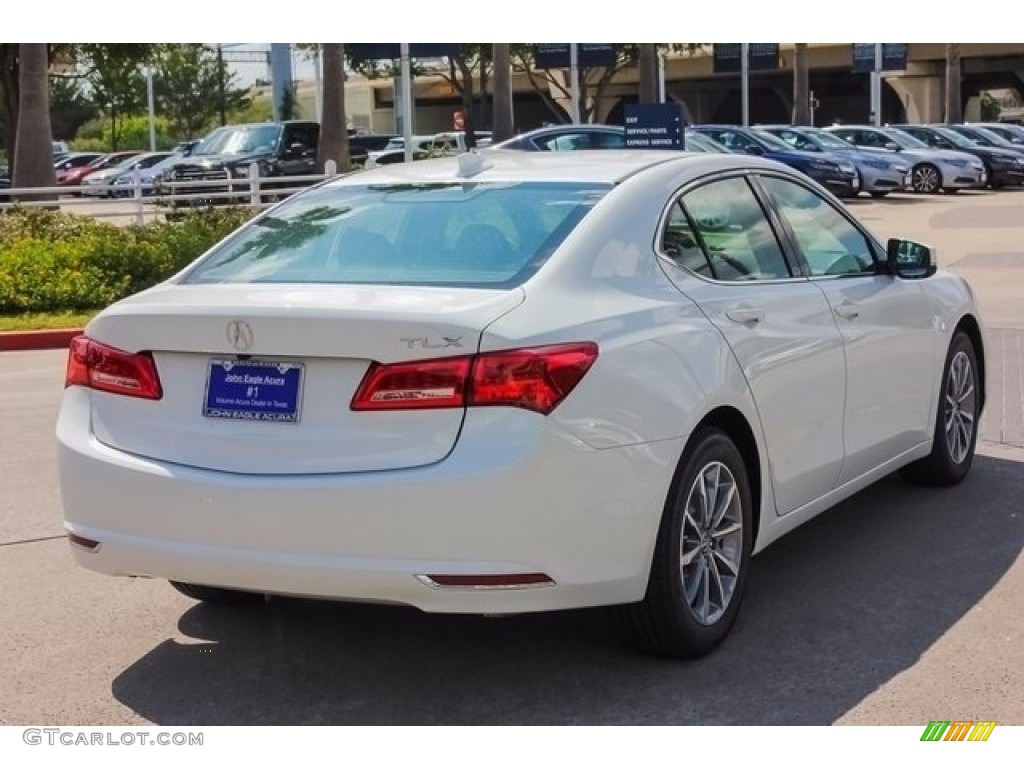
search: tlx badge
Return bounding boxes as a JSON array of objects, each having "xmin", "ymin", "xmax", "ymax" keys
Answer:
[{"xmin": 400, "ymin": 336, "xmax": 463, "ymax": 349}]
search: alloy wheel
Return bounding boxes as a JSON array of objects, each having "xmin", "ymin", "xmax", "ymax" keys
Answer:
[
  {"xmin": 944, "ymin": 350, "xmax": 976, "ymax": 465},
  {"xmin": 912, "ymin": 165, "xmax": 940, "ymax": 193},
  {"xmin": 680, "ymin": 461, "xmax": 744, "ymax": 626}
]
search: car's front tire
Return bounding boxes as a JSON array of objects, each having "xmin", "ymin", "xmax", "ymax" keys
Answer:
[
  {"xmin": 911, "ymin": 163, "xmax": 942, "ymax": 194},
  {"xmin": 617, "ymin": 428, "xmax": 752, "ymax": 658},
  {"xmin": 170, "ymin": 581, "xmax": 265, "ymax": 606},
  {"xmin": 900, "ymin": 331, "xmax": 980, "ymax": 486}
]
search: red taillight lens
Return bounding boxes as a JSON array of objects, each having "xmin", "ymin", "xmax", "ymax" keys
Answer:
[
  {"xmin": 351, "ymin": 342, "xmax": 598, "ymax": 415},
  {"xmin": 351, "ymin": 356, "xmax": 472, "ymax": 410},
  {"xmin": 65, "ymin": 336, "xmax": 163, "ymax": 400},
  {"xmin": 469, "ymin": 342, "xmax": 598, "ymax": 414}
]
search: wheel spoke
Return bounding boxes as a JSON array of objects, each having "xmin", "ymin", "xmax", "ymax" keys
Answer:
[
  {"xmin": 699, "ymin": 559, "xmax": 711, "ymax": 623},
  {"xmin": 712, "ymin": 520, "xmax": 742, "ymax": 539},
  {"xmin": 708, "ymin": 554, "xmax": 725, "ymax": 612},
  {"xmin": 681, "ymin": 540, "xmax": 701, "ymax": 567},
  {"xmin": 711, "ymin": 480, "xmax": 737, "ymax": 530},
  {"xmin": 713, "ymin": 548, "xmax": 740, "ymax": 577}
]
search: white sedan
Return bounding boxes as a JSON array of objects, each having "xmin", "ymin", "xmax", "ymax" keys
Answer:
[{"xmin": 57, "ymin": 149, "xmax": 985, "ymax": 658}]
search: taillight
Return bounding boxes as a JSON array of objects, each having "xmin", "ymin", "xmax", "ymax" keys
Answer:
[
  {"xmin": 351, "ymin": 342, "xmax": 598, "ymax": 415},
  {"xmin": 351, "ymin": 357, "xmax": 471, "ymax": 410},
  {"xmin": 65, "ymin": 336, "xmax": 163, "ymax": 400}
]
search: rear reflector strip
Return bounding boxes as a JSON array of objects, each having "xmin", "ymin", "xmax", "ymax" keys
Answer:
[
  {"xmin": 68, "ymin": 533, "xmax": 101, "ymax": 552},
  {"xmin": 416, "ymin": 573, "xmax": 556, "ymax": 590}
]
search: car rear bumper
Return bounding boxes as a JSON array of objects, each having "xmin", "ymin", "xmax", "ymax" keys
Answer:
[{"xmin": 58, "ymin": 388, "xmax": 681, "ymax": 614}]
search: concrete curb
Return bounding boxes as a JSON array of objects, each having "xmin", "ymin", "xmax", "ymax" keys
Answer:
[{"xmin": 0, "ymin": 328, "xmax": 82, "ymax": 352}]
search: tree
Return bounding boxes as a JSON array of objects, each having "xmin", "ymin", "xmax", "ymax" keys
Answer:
[
  {"xmin": 792, "ymin": 43, "xmax": 810, "ymax": 124},
  {"xmin": 638, "ymin": 44, "xmax": 658, "ymax": 104},
  {"xmin": 12, "ymin": 43, "xmax": 56, "ymax": 195},
  {"xmin": 155, "ymin": 44, "xmax": 251, "ymax": 140},
  {"xmin": 492, "ymin": 44, "xmax": 513, "ymax": 141},
  {"xmin": 317, "ymin": 43, "xmax": 350, "ymax": 174},
  {"xmin": 511, "ymin": 44, "xmax": 703, "ymax": 124},
  {"xmin": 945, "ymin": 44, "xmax": 962, "ymax": 123},
  {"xmin": 81, "ymin": 45, "xmax": 149, "ymax": 150},
  {"xmin": 48, "ymin": 75, "xmax": 98, "ymax": 140}
]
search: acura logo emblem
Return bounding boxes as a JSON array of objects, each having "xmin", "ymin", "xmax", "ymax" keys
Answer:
[{"xmin": 226, "ymin": 320, "xmax": 254, "ymax": 352}]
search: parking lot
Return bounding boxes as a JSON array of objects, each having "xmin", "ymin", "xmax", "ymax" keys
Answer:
[{"xmin": 1, "ymin": 189, "xmax": 1022, "ymax": 726}]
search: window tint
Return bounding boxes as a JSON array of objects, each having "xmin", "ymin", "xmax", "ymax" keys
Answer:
[
  {"xmin": 535, "ymin": 132, "xmax": 593, "ymax": 151},
  {"xmin": 703, "ymin": 130, "xmax": 755, "ymax": 152},
  {"xmin": 183, "ymin": 182, "xmax": 610, "ymax": 288},
  {"xmin": 595, "ymin": 131, "xmax": 625, "ymax": 149},
  {"xmin": 679, "ymin": 177, "xmax": 791, "ymax": 281},
  {"xmin": 661, "ymin": 202, "xmax": 714, "ymax": 278},
  {"xmin": 760, "ymin": 176, "xmax": 876, "ymax": 277}
]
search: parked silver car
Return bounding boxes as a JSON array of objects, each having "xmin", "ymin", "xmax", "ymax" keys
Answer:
[
  {"xmin": 760, "ymin": 125, "xmax": 909, "ymax": 197},
  {"xmin": 824, "ymin": 125, "xmax": 985, "ymax": 193}
]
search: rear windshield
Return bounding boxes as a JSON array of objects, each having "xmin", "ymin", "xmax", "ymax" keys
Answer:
[{"xmin": 182, "ymin": 181, "xmax": 610, "ymax": 287}]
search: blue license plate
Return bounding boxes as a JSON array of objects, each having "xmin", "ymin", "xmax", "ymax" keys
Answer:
[{"xmin": 203, "ymin": 360, "xmax": 304, "ymax": 423}]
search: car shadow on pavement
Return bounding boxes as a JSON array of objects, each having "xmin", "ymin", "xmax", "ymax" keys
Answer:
[{"xmin": 111, "ymin": 454, "xmax": 1023, "ymax": 725}]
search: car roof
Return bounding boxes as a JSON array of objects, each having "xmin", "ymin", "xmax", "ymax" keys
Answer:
[{"xmin": 329, "ymin": 149, "xmax": 748, "ymax": 187}]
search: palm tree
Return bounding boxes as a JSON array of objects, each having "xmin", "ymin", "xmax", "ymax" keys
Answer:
[
  {"xmin": 316, "ymin": 43, "xmax": 350, "ymax": 174},
  {"xmin": 638, "ymin": 44, "xmax": 658, "ymax": 104},
  {"xmin": 945, "ymin": 44, "xmax": 962, "ymax": 123},
  {"xmin": 491, "ymin": 44, "xmax": 513, "ymax": 142},
  {"xmin": 792, "ymin": 43, "xmax": 810, "ymax": 124},
  {"xmin": 12, "ymin": 43, "xmax": 56, "ymax": 196}
]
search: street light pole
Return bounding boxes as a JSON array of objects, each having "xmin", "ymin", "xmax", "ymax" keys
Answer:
[
  {"xmin": 569, "ymin": 43, "xmax": 581, "ymax": 123},
  {"xmin": 741, "ymin": 43, "xmax": 750, "ymax": 127},
  {"xmin": 871, "ymin": 42, "xmax": 882, "ymax": 126},
  {"xmin": 217, "ymin": 44, "xmax": 227, "ymax": 126},
  {"xmin": 146, "ymin": 66, "xmax": 156, "ymax": 152}
]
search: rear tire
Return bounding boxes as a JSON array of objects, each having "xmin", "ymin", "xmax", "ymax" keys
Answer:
[
  {"xmin": 170, "ymin": 581, "xmax": 264, "ymax": 606},
  {"xmin": 900, "ymin": 331, "xmax": 980, "ymax": 486},
  {"xmin": 616, "ymin": 428, "xmax": 752, "ymax": 658}
]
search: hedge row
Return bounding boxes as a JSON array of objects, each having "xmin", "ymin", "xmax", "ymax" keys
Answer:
[{"xmin": 0, "ymin": 208, "xmax": 254, "ymax": 313}]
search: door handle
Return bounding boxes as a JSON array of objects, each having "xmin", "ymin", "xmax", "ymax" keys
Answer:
[
  {"xmin": 834, "ymin": 303, "xmax": 860, "ymax": 320},
  {"xmin": 724, "ymin": 307, "xmax": 766, "ymax": 324}
]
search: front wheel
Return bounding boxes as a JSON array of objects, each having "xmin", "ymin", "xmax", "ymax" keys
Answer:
[
  {"xmin": 616, "ymin": 428, "xmax": 752, "ymax": 658},
  {"xmin": 900, "ymin": 331, "xmax": 980, "ymax": 486},
  {"xmin": 911, "ymin": 163, "xmax": 942, "ymax": 194}
]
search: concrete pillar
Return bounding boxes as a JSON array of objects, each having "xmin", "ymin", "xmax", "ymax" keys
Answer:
[{"xmin": 886, "ymin": 74, "xmax": 943, "ymax": 123}]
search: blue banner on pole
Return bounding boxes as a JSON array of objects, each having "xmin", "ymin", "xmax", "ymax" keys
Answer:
[
  {"xmin": 852, "ymin": 43, "xmax": 908, "ymax": 73},
  {"xmin": 713, "ymin": 44, "xmax": 778, "ymax": 73},
  {"xmin": 624, "ymin": 103, "xmax": 685, "ymax": 150},
  {"xmin": 533, "ymin": 44, "xmax": 618, "ymax": 69}
]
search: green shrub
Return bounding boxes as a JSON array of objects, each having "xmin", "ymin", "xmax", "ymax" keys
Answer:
[{"xmin": 0, "ymin": 207, "xmax": 254, "ymax": 313}]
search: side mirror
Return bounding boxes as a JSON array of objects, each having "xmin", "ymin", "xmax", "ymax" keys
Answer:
[
  {"xmin": 745, "ymin": 144, "xmax": 766, "ymax": 156},
  {"xmin": 884, "ymin": 142, "xmax": 900, "ymax": 151},
  {"xmin": 887, "ymin": 238, "xmax": 937, "ymax": 279}
]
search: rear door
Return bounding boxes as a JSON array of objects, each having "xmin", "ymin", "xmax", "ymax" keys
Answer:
[{"xmin": 660, "ymin": 173, "xmax": 847, "ymax": 516}]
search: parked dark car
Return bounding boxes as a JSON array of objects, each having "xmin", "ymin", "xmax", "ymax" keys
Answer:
[
  {"xmin": 893, "ymin": 124, "xmax": 1024, "ymax": 188},
  {"xmin": 691, "ymin": 125, "xmax": 859, "ymax": 197},
  {"xmin": 968, "ymin": 122, "xmax": 1024, "ymax": 146},
  {"xmin": 938, "ymin": 123, "xmax": 1024, "ymax": 157},
  {"xmin": 162, "ymin": 121, "xmax": 321, "ymax": 209}
]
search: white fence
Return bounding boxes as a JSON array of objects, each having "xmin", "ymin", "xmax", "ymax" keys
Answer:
[{"xmin": 0, "ymin": 161, "xmax": 339, "ymax": 225}]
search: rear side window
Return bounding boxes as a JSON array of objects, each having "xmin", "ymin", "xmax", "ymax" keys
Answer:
[
  {"xmin": 676, "ymin": 176, "xmax": 792, "ymax": 281},
  {"xmin": 182, "ymin": 182, "xmax": 610, "ymax": 288}
]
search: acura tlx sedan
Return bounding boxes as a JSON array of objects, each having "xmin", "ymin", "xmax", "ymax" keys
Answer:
[{"xmin": 58, "ymin": 150, "xmax": 985, "ymax": 658}]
